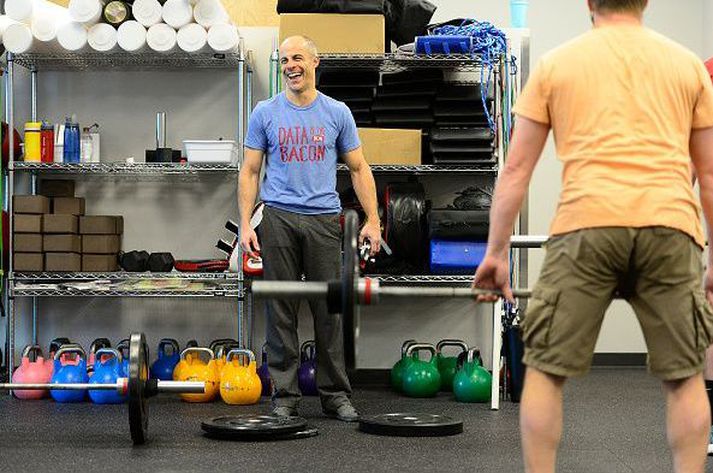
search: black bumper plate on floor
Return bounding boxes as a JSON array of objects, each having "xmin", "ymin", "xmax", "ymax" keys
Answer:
[
  {"xmin": 358, "ymin": 413, "xmax": 464, "ymax": 437},
  {"xmin": 201, "ymin": 415, "xmax": 317, "ymax": 441}
]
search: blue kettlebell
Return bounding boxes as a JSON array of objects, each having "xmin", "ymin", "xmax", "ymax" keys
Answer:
[
  {"xmin": 116, "ymin": 339, "xmax": 130, "ymax": 377},
  {"xmin": 298, "ymin": 340, "xmax": 318, "ymax": 396},
  {"xmin": 150, "ymin": 338, "xmax": 180, "ymax": 381},
  {"xmin": 89, "ymin": 348, "xmax": 126, "ymax": 404},
  {"xmin": 50, "ymin": 345, "xmax": 89, "ymax": 403},
  {"xmin": 257, "ymin": 343, "xmax": 271, "ymax": 396}
]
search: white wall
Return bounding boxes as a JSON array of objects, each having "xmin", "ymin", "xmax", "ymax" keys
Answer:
[
  {"xmin": 705, "ymin": 0, "xmax": 713, "ymax": 57},
  {"xmin": 3, "ymin": 0, "xmax": 709, "ymax": 368}
]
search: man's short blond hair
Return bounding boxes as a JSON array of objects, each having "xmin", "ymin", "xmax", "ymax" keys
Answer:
[
  {"xmin": 280, "ymin": 35, "xmax": 319, "ymax": 58},
  {"xmin": 590, "ymin": 0, "xmax": 647, "ymax": 13}
]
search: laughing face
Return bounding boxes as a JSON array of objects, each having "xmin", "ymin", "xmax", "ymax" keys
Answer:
[{"xmin": 279, "ymin": 36, "xmax": 320, "ymax": 95}]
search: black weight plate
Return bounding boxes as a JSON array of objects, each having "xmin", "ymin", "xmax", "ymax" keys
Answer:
[
  {"xmin": 358, "ymin": 413, "xmax": 463, "ymax": 437},
  {"xmin": 129, "ymin": 333, "xmax": 149, "ymax": 445},
  {"xmin": 204, "ymin": 426, "xmax": 319, "ymax": 442},
  {"xmin": 201, "ymin": 415, "xmax": 308, "ymax": 440}
]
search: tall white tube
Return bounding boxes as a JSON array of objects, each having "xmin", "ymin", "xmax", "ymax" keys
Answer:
[
  {"xmin": 3, "ymin": 21, "xmax": 34, "ymax": 52},
  {"xmin": 57, "ymin": 21, "xmax": 88, "ymax": 51},
  {"xmin": 117, "ymin": 20, "xmax": 147, "ymax": 52},
  {"xmin": 132, "ymin": 0, "xmax": 163, "ymax": 28},
  {"xmin": 207, "ymin": 23, "xmax": 238, "ymax": 53},
  {"xmin": 161, "ymin": 0, "xmax": 193, "ymax": 29},
  {"xmin": 177, "ymin": 22, "xmax": 207, "ymax": 53},
  {"xmin": 193, "ymin": 0, "xmax": 228, "ymax": 28},
  {"xmin": 88, "ymin": 22, "xmax": 118, "ymax": 51},
  {"xmin": 147, "ymin": 23, "xmax": 177, "ymax": 53},
  {"xmin": 68, "ymin": 0, "xmax": 103, "ymax": 25}
]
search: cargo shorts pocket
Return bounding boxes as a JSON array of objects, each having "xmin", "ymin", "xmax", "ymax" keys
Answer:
[
  {"xmin": 694, "ymin": 292, "xmax": 713, "ymax": 351},
  {"xmin": 520, "ymin": 287, "xmax": 560, "ymax": 350}
]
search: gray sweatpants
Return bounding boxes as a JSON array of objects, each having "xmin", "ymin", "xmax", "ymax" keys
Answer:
[{"xmin": 260, "ymin": 205, "xmax": 352, "ymax": 411}]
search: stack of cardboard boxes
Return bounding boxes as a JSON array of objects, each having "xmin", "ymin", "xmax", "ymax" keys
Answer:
[{"xmin": 12, "ymin": 180, "xmax": 123, "ymax": 272}]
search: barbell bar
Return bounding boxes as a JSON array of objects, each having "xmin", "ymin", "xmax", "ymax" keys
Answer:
[
  {"xmin": 250, "ymin": 210, "xmax": 534, "ymax": 319},
  {"xmin": 0, "ymin": 333, "xmax": 205, "ymax": 446}
]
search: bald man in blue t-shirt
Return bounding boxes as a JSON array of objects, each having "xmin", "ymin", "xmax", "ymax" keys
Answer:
[{"xmin": 238, "ymin": 35, "xmax": 381, "ymax": 421}]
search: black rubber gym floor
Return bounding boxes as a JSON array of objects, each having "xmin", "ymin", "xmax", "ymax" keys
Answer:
[{"xmin": 0, "ymin": 367, "xmax": 710, "ymax": 472}]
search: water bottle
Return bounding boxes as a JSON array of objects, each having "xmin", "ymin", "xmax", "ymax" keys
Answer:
[
  {"xmin": 81, "ymin": 127, "xmax": 93, "ymax": 162},
  {"xmin": 63, "ymin": 117, "xmax": 75, "ymax": 163}
]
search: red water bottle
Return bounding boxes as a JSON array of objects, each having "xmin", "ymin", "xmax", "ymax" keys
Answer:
[{"xmin": 40, "ymin": 122, "xmax": 54, "ymax": 163}]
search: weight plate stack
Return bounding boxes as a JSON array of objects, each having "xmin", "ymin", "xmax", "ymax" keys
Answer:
[
  {"xmin": 129, "ymin": 333, "xmax": 150, "ymax": 445},
  {"xmin": 201, "ymin": 415, "xmax": 317, "ymax": 441}
]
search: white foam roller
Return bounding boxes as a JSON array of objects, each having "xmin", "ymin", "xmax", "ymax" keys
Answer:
[
  {"xmin": 31, "ymin": 3, "xmax": 71, "ymax": 42},
  {"xmin": 57, "ymin": 21, "xmax": 87, "ymax": 51},
  {"xmin": 161, "ymin": 0, "xmax": 193, "ymax": 29},
  {"xmin": 193, "ymin": 0, "xmax": 229, "ymax": 28},
  {"xmin": 3, "ymin": 21, "xmax": 34, "ymax": 52},
  {"xmin": 5, "ymin": 0, "xmax": 34, "ymax": 22},
  {"xmin": 177, "ymin": 22, "xmax": 207, "ymax": 53},
  {"xmin": 132, "ymin": 0, "xmax": 163, "ymax": 28},
  {"xmin": 0, "ymin": 15, "xmax": 20, "ymax": 43},
  {"xmin": 117, "ymin": 20, "xmax": 147, "ymax": 52},
  {"xmin": 88, "ymin": 22, "xmax": 118, "ymax": 52},
  {"xmin": 207, "ymin": 23, "xmax": 238, "ymax": 53},
  {"xmin": 68, "ymin": 0, "xmax": 102, "ymax": 25},
  {"xmin": 147, "ymin": 22, "xmax": 177, "ymax": 53}
]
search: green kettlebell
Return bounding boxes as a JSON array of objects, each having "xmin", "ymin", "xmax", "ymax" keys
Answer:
[
  {"xmin": 453, "ymin": 348, "xmax": 492, "ymax": 403},
  {"xmin": 389, "ymin": 339, "xmax": 417, "ymax": 392},
  {"xmin": 436, "ymin": 339, "xmax": 469, "ymax": 392},
  {"xmin": 402, "ymin": 343, "xmax": 441, "ymax": 398}
]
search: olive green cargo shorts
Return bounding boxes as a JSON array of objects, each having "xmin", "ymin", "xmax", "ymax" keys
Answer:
[{"xmin": 521, "ymin": 227, "xmax": 713, "ymax": 381}]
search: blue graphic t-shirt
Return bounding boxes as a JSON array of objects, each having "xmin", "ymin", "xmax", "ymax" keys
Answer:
[{"xmin": 245, "ymin": 92, "xmax": 361, "ymax": 214}]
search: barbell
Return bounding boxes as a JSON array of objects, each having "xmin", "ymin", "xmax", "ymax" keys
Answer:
[
  {"xmin": 251, "ymin": 210, "xmax": 537, "ymax": 320},
  {"xmin": 0, "ymin": 332, "xmax": 205, "ymax": 445}
]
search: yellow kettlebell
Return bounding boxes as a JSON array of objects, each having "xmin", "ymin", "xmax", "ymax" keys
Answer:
[
  {"xmin": 211, "ymin": 339, "xmax": 239, "ymax": 376},
  {"xmin": 173, "ymin": 340, "xmax": 199, "ymax": 380},
  {"xmin": 219, "ymin": 348, "xmax": 261, "ymax": 405},
  {"xmin": 173, "ymin": 347, "xmax": 219, "ymax": 403}
]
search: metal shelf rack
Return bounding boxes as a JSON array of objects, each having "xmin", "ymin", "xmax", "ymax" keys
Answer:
[
  {"xmin": 337, "ymin": 163, "xmax": 497, "ymax": 174},
  {"xmin": 3, "ymin": 45, "xmax": 253, "ymax": 382},
  {"xmin": 317, "ymin": 53, "xmax": 490, "ymax": 72}
]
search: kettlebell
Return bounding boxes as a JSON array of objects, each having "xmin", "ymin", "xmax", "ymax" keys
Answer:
[
  {"xmin": 174, "ymin": 347, "xmax": 219, "ymax": 403},
  {"xmin": 402, "ymin": 343, "xmax": 441, "ymax": 398},
  {"xmin": 453, "ymin": 347, "xmax": 492, "ymax": 403},
  {"xmin": 150, "ymin": 338, "xmax": 180, "ymax": 381},
  {"xmin": 436, "ymin": 339, "xmax": 469, "ymax": 392},
  {"xmin": 219, "ymin": 348, "xmax": 261, "ymax": 405},
  {"xmin": 89, "ymin": 348, "xmax": 126, "ymax": 404},
  {"xmin": 88, "ymin": 338, "xmax": 112, "ymax": 376},
  {"xmin": 256, "ymin": 343, "xmax": 272, "ymax": 397},
  {"xmin": 116, "ymin": 339, "xmax": 130, "ymax": 377},
  {"xmin": 212, "ymin": 339, "xmax": 239, "ymax": 376},
  {"xmin": 298, "ymin": 340, "xmax": 318, "ymax": 396},
  {"xmin": 46, "ymin": 337, "xmax": 72, "ymax": 376},
  {"xmin": 173, "ymin": 340, "xmax": 200, "ymax": 381},
  {"xmin": 390, "ymin": 339, "xmax": 417, "ymax": 392},
  {"xmin": 50, "ymin": 345, "xmax": 89, "ymax": 403},
  {"xmin": 13, "ymin": 345, "xmax": 50, "ymax": 400}
]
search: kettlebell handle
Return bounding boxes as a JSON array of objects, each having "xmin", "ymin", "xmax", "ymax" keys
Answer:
[
  {"xmin": 22, "ymin": 344, "xmax": 43, "ymax": 360},
  {"xmin": 158, "ymin": 338, "xmax": 180, "ymax": 352},
  {"xmin": 465, "ymin": 347, "xmax": 481, "ymax": 365},
  {"xmin": 436, "ymin": 339, "xmax": 468, "ymax": 354},
  {"xmin": 400, "ymin": 339, "xmax": 417, "ymax": 357},
  {"xmin": 300, "ymin": 340, "xmax": 316, "ymax": 353},
  {"xmin": 209, "ymin": 338, "xmax": 238, "ymax": 353},
  {"xmin": 216, "ymin": 342, "xmax": 239, "ymax": 359},
  {"xmin": 181, "ymin": 347, "xmax": 215, "ymax": 361},
  {"xmin": 95, "ymin": 348, "xmax": 122, "ymax": 363},
  {"xmin": 116, "ymin": 339, "xmax": 129, "ymax": 356},
  {"xmin": 226, "ymin": 348, "xmax": 256, "ymax": 364},
  {"xmin": 405, "ymin": 343, "xmax": 437, "ymax": 359},
  {"xmin": 54, "ymin": 344, "xmax": 87, "ymax": 361}
]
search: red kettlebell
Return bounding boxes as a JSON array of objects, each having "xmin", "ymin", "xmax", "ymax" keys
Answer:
[{"xmin": 13, "ymin": 345, "xmax": 51, "ymax": 400}]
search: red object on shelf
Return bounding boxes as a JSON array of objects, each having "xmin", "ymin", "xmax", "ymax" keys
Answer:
[
  {"xmin": 40, "ymin": 126, "xmax": 54, "ymax": 163},
  {"xmin": 2, "ymin": 122, "xmax": 23, "ymax": 167}
]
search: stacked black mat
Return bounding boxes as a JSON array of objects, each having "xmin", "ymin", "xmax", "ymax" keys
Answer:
[{"xmin": 317, "ymin": 70, "xmax": 379, "ymax": 127}]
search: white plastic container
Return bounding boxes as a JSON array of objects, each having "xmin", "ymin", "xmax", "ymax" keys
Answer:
[{"xmin": 183, "ymin": 140, "xmax": 237, "ymax": 163}]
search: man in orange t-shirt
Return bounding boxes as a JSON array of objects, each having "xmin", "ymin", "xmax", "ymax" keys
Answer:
[
  {"xmin": 474, "ymin": 1, "xmax": 713, "ymax": 471},
  {"xmin": 703, "ymin": 56, "xmax": 713, "ymax": 456}
]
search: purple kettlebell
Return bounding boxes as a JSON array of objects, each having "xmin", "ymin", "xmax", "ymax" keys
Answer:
[
  {"xmin": 298, "ymin": 340, "xmax": 318, "ymax": 396},
  {"xmin": 257, "ymin": 343, "xmax": 272, "ymax": 396}
]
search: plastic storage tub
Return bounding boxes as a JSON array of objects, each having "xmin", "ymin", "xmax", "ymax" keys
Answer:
[{"xmin": 183, "ymin": 140, "xmax": 237, "ymax": 163}]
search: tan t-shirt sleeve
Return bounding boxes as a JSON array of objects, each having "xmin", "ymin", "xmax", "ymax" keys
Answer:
[
  {"xmin": 512, "ymin": 58, "xmax": 551, "ymax": 125},
  {"xmin": 693, "ymin": 60, "xmax": 713, "ymax": 129}
]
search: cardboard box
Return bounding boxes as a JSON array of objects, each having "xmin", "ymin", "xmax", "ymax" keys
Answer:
[
  {"xmin": 45, "ymin": 252, "xmax": 81, "ymax": 272},
  {"xmin": 44, "ymin": 234, "xmax": 81, "ymax": 253},
  {"xmin": 357, "ymin": 128, "xmax": 422, "ymax": 165},
  {"xmin": 82, "ymin": 235, "xmax": 121, "ymax": 254},
  {"xmin": 14, "ymin": 195, "xmax": 50, "ymax": 214},
  {"xmin": 39, "ymin": 179, "xmax": 75, "ymax": 198},
  {"xmin": 52, "ymin": 197, "xmax": 85, "ymax": 216},
  {"xmin": 279, "ymin": 14, "xmax": 385, "ymax": 54},
  {"xmin": 82, "ymin": 254, "xmax": 119, "ymax": 272},
  {"xmin": 13, "ymin": 233, "xmax": 42, "ymax": 252},
  {"xmin": 221, "ymin": 0, "xmax": 278, "ymax": 26},
  {"xmin": 14, "ymin": 253, "xmax": 43, "ymax": 272},
  {"xmin": 43, "ymin": 214, "xmax": 78, "ymax": 234},
  {"xmin": 14, "ymin": 214, "xmax": 42, "ymax": 233},
  {"xmin": 80, "ymin": 216, "xmax": 124, "ymax": 235}
]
